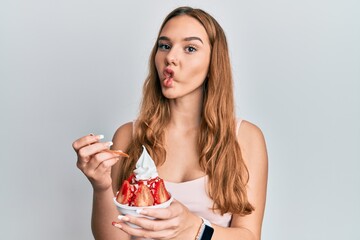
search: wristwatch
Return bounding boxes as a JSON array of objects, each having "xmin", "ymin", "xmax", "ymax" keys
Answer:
[{"xmin": 198, "ymin": 217, "xmax": 214, "ymax": 240}]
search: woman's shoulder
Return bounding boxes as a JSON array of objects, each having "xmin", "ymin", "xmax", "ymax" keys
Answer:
[
  {"xmin": 236, "ymin": 119, "xmax": 267, "ymax": 165},
  {"xmin": 237, "ymin": 119, "xmax": 265, "ymax": 144},
  {"xmin": 111, "ymin": 121, "xmax": 134, "ymax": 149},
  {"xmin": 113, "ymin": 121, "xmax": 133, "ymax": 133}
]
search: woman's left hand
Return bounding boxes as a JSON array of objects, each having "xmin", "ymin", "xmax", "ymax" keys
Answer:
[{"xmin": 112, "ymin": 200, "xmax": 202, "ymax": 239}]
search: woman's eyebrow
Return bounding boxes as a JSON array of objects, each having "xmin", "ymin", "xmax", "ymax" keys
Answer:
[
  {"xmin": 158, "ymin": 36, "xmax": 203, "ymax": 44},
  {"xmin": 158, "ymin": 36, "xmax": 170, "ymax": 41},
  {"xmin": 184, "ymin": 37, "xmax": 203, "ymax": 44}
]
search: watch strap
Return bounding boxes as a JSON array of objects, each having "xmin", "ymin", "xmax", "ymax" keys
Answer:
[
  {"xmin": 195, "ymin": 217, "xmax": 214, "ymax": 240},
  {"xmin": 201, "ymin": 224, "xmax": 214, "ymax": 240}
]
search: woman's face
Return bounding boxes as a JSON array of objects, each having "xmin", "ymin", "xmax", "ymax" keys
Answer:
[{"xmin": 155, "ymin": 15, "xmax": 211, "ymax": 100}]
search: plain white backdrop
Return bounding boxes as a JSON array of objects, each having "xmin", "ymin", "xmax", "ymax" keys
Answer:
[{"xmin": 1, "ymin": 0, "xmax": 359, "ymax": 239}]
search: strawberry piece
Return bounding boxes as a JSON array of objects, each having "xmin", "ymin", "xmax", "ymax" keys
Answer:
[
  {"xmin": 116, "ymin": 180, "xmax": 133, "ymax": 204},
  {"xmin": 153, "ymin": 179, "xmax": 170, "ymax": 204},
  {"xmin": 133, "ymin": 182, "xmax": 154, "ymax": 207}
]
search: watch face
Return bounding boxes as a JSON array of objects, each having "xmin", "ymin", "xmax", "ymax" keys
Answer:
[{"xmin": 201, "ymin": 225, "xmax": 214, "ymax": 240}]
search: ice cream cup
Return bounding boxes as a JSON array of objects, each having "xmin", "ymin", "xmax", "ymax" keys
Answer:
[{"xmin": 113, "ymin": 194, "xmax": 174, "ymax": 228}]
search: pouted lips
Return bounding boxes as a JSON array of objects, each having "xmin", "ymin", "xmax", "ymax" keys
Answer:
[{"xmin": 163, "ymin": 68, "xmax": 174, "ymax": 87}]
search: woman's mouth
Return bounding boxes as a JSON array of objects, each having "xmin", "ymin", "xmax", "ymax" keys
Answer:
[{"xmin": 163, "ymin": 68, "xmax": 174, "ymax": 87}]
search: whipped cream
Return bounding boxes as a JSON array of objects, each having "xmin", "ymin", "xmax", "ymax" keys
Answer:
[{"xmin": 133, "ymin": 146, "xmax": 159, "ymax": 180}]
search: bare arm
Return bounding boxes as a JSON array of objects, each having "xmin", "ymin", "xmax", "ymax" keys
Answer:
[
  {"xmin": 93, "ymin": 122, "xmax": 134, "ymax": 239},
  {"xmin": 209, "ymin": 120, "xmax": 268, "ymax": 240},
  {"xmin": 73, "ymin": 122, "xmax": 134, "ymax": 240},
  {"xmin": 228, "ymin": 120, "xmax": 268, "ymax": 239},
  {"xmin": 91, "ymin": 188, "xmax": 126, "ymax": 239}
]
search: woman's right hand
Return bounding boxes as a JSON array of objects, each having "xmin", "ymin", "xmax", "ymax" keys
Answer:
[{"xmin": 72, "ymin": 134, "xmax": 120, "ymax": 192}]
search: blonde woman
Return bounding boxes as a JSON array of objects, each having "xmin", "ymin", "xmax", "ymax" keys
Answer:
[{"xmin": 73, "ymin": 6, "xmax": 268, "ymax": 240}]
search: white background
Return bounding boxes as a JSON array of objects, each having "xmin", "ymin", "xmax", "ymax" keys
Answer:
[{"xmin": 1, "ymin": 0, "xmax": 359, "ymax": 239}]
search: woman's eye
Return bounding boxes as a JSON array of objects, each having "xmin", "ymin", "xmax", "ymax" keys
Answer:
[
  {"xmin": 185, "ymin": 46, "xmax": 197, "ymax": 53},
  {"xmin": 158, "ymin": 43, "xmax": 171, "ymax": 50}
]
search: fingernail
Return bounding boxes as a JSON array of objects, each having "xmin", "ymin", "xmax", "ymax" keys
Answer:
[
  {"xmin": 97, "ymin": 134, "xmax": 104, "ymax": 140},
  {"xmin": 112, "ymin": 221, "xmax": 122, "ymax": 228},
  {"xmin": 139, "ymin": 209, "xmax": 147, "ymax": 215},
  {"xmin": 136, "ymin": 209, "xmax": 146, "ymax": 214},
  {"xmin": 118, "ymin": 215, "xmax": 129, "ymax": 221}
]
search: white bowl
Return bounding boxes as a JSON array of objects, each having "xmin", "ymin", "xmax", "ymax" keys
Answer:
[{"xmin": 113, "ymin": 195, "xmax": 173, "ymax": 228}]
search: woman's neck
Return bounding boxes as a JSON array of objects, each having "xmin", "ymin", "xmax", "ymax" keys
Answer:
[{"xmin": 168, "ymin": 91, "xmax": 203, "ymax": 130}]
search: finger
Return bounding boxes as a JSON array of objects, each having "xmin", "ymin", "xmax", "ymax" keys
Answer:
[
  {"xmin": 93, "ymin": 156, "xmax": 120, "ymax": 173},
  {"xmin": 125, "ymin": 215, "xmax": 178, "ymax": 232},
  {"xmin": 78, "ymin": 141, "xmax": 113, "ymax": 159},
  {"xmin": 83, "ymin": 151, "xmax": 118, "ymax": 171},
  {"xmin": 113, "ymin": 219, "xmax": 174, "ymax": 239},
  {"xmin": 80, "ymin": 156, "xmax": 119, "ymax": 182},
  {"xmin": 77, "ymin": 143, "xmax": 114, "ymax": 171},
  {"xmin": 138, "ymin": 201, "xmax": 180, "ymax": 220},
  {"xmin": 72, "ymin": 134, "xmax": 104, "ymax": 151}
]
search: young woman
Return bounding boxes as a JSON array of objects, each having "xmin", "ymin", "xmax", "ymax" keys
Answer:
[{"xmin": 73, "ymin": 6, "xmax": 268, "ymax": 240}]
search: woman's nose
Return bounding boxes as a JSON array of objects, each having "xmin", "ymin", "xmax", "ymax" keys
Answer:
[{"xmin": 165, "ymin": 49, "xmax": 179, "ymax": 66}]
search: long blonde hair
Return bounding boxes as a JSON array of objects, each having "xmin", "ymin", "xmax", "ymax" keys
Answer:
[{"xmin": 118, "ymin": 6, "xmax": 254, "ymax": 215}]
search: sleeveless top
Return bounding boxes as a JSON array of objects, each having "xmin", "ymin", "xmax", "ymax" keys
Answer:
[
  {"xmin": 165, "ymin": 176, "xmax": 231, "ymax": 227},
  {"xmin": 130, "ymin": 119, "xmax": 242, "ymax": 239},
  {"xmin": 163, "ymin": 119, "xmax": 242, "ymax": 227}
]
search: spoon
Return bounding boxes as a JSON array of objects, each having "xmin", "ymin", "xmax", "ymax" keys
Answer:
[{"xmin": 104, "ymin": 149, "xmax": 129, "ymax": 158}]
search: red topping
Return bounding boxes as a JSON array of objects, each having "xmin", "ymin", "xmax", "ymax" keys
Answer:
[
  {"xmin": 116, "ymin": 180, "xmax": 133, "ymax": 204},
  {"xmin": 117, "ymin": 176, "xmax": 171, "ymax": 206},
  {"xmin": 133, "ymin": 182, "xmax": 154, "ymax": 207},
  {"xmin": 153, "ymin": 179, "xmax": 171, "ymax": 204}
]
